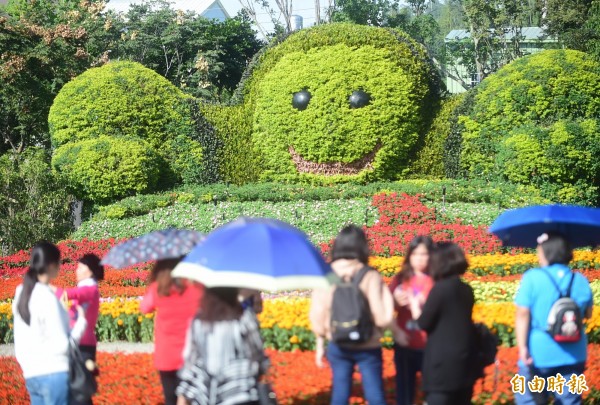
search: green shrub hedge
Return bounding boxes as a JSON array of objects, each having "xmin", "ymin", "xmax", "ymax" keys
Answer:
[
  {"xmin": 49, "ymin": 61, "xmax": 208, "ymax": 201},
  {"xmin": 233, "ymin": 23, "xmax": 444, "ymax": 182},
  {"xmin": 53, "ymin": 136, "xmax": 162, "ymax": 203},
  {"xmin": 412, "ymin": 94, "xmax": 464, "ymax": 178},
  {"xmin": 197, "ymin": 102, "xmax": 261, "ymax": 185},
  {"xmin": 456, "ymin": 50, "xmax": 600, "ymax": 204},
  {"xmin": 88, "ymin": 180, "xmax": 549, "ymax": 221}
]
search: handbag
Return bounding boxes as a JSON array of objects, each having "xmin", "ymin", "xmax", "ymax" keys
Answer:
[
  {"xmin": 257, "ymin": 382, "xmax": 277, "ymax": 405},
  {"xmin": 69, "ymin": 338, "xmax": 97, "ymax": 403}
]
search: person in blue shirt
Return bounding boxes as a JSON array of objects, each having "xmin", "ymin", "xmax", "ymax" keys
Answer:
[{"xmin": 514, "ymin": 232, "xmax": 594, "ymax": 405}]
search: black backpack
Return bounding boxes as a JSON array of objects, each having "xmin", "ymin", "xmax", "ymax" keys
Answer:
[
  {"xmin": 330, "ymin": 266, "xmax": 374, "ymax": 344},
  {"xmin": 542, "ymin": 270, "xmax": 583, "ymax": 343},
  {"xmin": 470, "ymin": 322, "xmax": 499, "ymax": 381}
]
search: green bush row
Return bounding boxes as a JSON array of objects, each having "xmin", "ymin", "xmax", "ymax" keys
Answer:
[{"xmin": 88, "ymin": 180, "xmax": 548, "ymax": 221}]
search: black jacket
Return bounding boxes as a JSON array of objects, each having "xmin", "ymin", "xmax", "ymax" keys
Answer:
[{"xmin": 417, "ymin": 275, "xmax": 475, "ymax": 392}]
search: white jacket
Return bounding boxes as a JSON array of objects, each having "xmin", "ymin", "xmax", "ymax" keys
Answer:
[{"xmin": 12, "ymin": 283, "xmax": 87, "ymax": 379}]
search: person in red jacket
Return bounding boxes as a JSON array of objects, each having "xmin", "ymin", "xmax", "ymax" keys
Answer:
[
  {"xmin": 54, "ymin": 253, "xmax": 104, "ymax": 405},
  {"xmin": 140, "ymin": 258, "xmax": 203, "ymax": 405},
  {"xmin": 389, "ymin": 236, "xmax": 435, "ymax": 405}
]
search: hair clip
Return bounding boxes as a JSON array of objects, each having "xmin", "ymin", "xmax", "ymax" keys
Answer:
[{"xmin": 537, "ymin": 233, "xmax": 549, "ymax": 245}]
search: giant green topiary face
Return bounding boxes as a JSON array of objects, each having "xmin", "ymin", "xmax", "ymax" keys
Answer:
[
  {"xmin": 239, "ymin": 23, "xmax": 441, "ymax": 181},
  {"xmin": 254, "ymin": 44, "xmax": 421, "ymax": 179}
]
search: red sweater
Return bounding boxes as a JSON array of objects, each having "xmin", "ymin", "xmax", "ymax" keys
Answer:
[
  {"xmin": 389, "ymin": 273, "xmax": 433, "ymax": 350},
  {"xmin": 140, "ymin": 281, "xmax": 202, "ymax": 371}
]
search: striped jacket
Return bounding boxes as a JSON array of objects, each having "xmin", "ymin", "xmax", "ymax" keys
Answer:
[{"xmin": 176, "ymin": 308, "xmax": 269, "ymax": 405}]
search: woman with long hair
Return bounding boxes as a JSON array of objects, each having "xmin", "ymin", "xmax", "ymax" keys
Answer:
[
  {"xmin": 140, "ymin": 258, "xmax": 203, "ymax": 405},
  {"xmin": 12, "ymin": 241, "xmax": 87, "ymax": 405},
  {"xmin": 410, "ymin": 242, "xmax": 475, "ymax": 405},
  {"xmin": 54, "ymin": 253, "xmax": 104, "ymax": 405},
  {"xmin": 176, "ymin": 287, "xmax": 269, "ymax": 405},
  {"xmin": 310, "ymin": 225, "xmax": 394, "ymax": 405},
  {"xmin": 389, "ymin": 235, "xmax": 435, "ymax": 405}
]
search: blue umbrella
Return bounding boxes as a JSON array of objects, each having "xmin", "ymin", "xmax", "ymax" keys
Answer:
[
  {"xmin": 489, "ymin": 205, "xmax": 600, "ymax": 248},
  {"xmin": 171, "ymin": 217, "xmax": 334, "ymax": 291},
  {"xmin": 101, "ymin": 229, "xmax": 204, "ymax": 269}
]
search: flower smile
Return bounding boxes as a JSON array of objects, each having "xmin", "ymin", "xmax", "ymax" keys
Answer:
[{"xmin": 288, "ymin": 143, "xmax": 382, "ymax": 176}]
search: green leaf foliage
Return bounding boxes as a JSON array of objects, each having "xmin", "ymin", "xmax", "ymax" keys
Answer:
[
  {"xmin": 48, "ymin": 61, "xmax": 212, "ymax": 201},
  {"xmin": 48, "ymin": 61, "xmax": 194, "ymax": 149},
  {"xmin": 198, "ymin": 102, "xmax": 261, "ymax": 185},
  {"xmin": 233, "ymin": 23, "xmax": 444, "ymax": 182},
  {"xmin": 456, "ymin": 49, "xmax": 600, "ymax": 204},
  {"xmin": 52, "ymin": 136, "xmax": 162, "ymax": 203},
  {"xmin": 411, "ymin": 94, "xmax": 464, "ymax": 178},
  {"xmin": 0, "ymin": 149, "xmax": 73, "ymax": 253}
]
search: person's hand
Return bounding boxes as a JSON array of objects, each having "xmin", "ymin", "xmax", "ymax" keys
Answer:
[
  {"xmin": 49, "ymin": 285, "xmax": 58, "ymax": 293},
  {"xmin": 393, "ymin": 328, "xmax": 409, "ymax": 347},
  {"xmin": 393, "ymin": 286, "xmax": 410, "ymax": 307},
  {"xmin": 176, "ymin": 396, "xmax": 189, "ymax": 405},
  {"xmin": 315, "ymin": 343, "xmax": 326, "ymax": 368},
  {"xmin": 76, "ymin": 305, "xmax": 86, "ymax": 320},
  {"xmin": 518, "ymin": 345, "xmax": 533, "ymax": 366}
]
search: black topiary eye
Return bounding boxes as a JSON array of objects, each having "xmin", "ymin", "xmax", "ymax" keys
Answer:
[
  {"xmin": 292, "ymin": 90, "xmax": 311, "ymax": 110},
  {"xmin": 349, "ymin": 90, "xmax": 371, "ymax": 109}
]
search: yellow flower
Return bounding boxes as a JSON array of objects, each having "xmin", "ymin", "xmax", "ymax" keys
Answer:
[
  {"xmin": 138, "ymin": 316, "xmax": 143, "ymax": 323},
  {"xmin": 117, "ymin": 319, "xmax": 124, "ymax": 326},
  {"xmin": 145, "ymin": 313, "xmax": 154, "ymax": 319},
  {"xmin": 289, "ymin": 335, "xmax": 300, "ymax": 344}
]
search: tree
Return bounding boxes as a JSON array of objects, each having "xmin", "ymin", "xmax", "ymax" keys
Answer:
[
  {"xmin": 442, "ymin": 0, "xmax": 541, "ymax": 91},
  {"xmin": 543, "ymin": 0, "xmax": 600, "ymax": 60},
  {"xmin": 330, "ymin": 0, "xmax": 396, "ymax": 26},
  {"xmin": 0, "ymin": 149, "xmax": 74, "ymax": 254},
  {"xmin": 0, "ymin": 0, "xmax": 119, "ymax": 154},
  {"xmin": 114, "ymin": 1, "xmax": 262, "ymax": 100}
]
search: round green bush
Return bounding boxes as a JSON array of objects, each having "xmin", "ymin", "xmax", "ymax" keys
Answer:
[
  {"xmin": 49, "ymin": 61, "xmax": 194, "ymax": 149},
  {"xmin": 52, "ymin": 136, "xmax": 161, "ymax": 203},
  {"xmin": 459, "ymin": 50, "xmax": 600, "ymax": 180},
  {"xmin": 236, "ymin": 23, "xmax": 443, "ymax": 181},
  {"xmin": 48, "ymin": 61, "xmax": 211, "ymax": 199}
]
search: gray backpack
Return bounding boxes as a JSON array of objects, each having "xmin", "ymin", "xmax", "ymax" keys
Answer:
[
  {"xmin": 330, "ymin": 266, "xmax": 374, "ymax": 344},
  {"xmin": 543, "ymin": 270, "xmax": 583, "ymax": 343}
]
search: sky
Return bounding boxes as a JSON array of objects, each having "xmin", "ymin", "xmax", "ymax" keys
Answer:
[{"xmin": 105, "ymin": 0, "xmax": 332, "ymax": 35}]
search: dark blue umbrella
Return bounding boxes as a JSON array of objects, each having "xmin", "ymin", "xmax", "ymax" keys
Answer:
[
  {"xmin": 101, "ymin": 229, "xmax": 204, "ymax": 269},
  {"xmin": 489, "ymin": 205, "xmax": 600, "ymax": 248},
  {"xmin": 171, "ymin": 217, "xmax": 333, "ymax": 291}
]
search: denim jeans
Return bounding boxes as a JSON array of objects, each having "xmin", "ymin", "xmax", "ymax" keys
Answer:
[
  {"xmin": 327, "ymin": 342, "xmax": 387, "ymax": 405},
  {"xmin": 515, "ymin": 362, "xmax": 586, "ymax": 405},
  {"xmin": 25, "ymin": 371, "xmax": 69, "ymax": 405},
  {"xmin": 393, "ymin": 345, "xmax": 424, "ymax": 405}
]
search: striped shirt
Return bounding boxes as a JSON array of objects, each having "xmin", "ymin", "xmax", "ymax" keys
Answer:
[{"xmin": 176, "ymin": 308, "xmax": 269, "ymax": 405}]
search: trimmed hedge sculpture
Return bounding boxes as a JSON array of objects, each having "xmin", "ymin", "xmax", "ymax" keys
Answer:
[
  {"xmin": 456, "ymin": 50, "xmax": 600, "ymax": 204},
  {"xmin": 49, "ymin": 61, "xmax": 205, "ymax": 202},
  {"xmin": 52, "ymin": 136, "xmax": 161, "ymax": 202},
  {"xmin": 228, "ymin": 23, "xmax": 444, "ymax": 182}
]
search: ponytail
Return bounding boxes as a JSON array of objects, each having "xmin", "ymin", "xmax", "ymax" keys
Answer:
[{"xmin": 17, "ymin": 241, "xmax": 61, "ymax": 326}]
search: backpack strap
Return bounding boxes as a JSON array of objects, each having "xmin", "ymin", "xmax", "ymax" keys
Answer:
[
  {"xmin": 540, "ymin": 268, "xmax": 575, "ymax": 299},
  {"xmin": 351, "ymin": 266, "xmax": 372, "ymax": 287}
]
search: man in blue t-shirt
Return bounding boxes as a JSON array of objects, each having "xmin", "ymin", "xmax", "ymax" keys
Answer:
[{"xmin": 515, "ymin": 232, "xmax": 593, "ymax": 405}]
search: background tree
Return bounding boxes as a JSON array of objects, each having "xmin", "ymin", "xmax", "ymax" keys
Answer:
[
  {"xmin": 0, "ymin": 149, "xmax": 74, "ymax": 254},
  {"xmin": 114, "ymin": 0, "xmax": 262, "ymax": 101},
  {"xmin": 0, "ymin": 0, "xmax": 118, "ymax": 154}
]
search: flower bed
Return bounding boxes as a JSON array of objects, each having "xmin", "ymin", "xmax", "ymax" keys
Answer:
[
  {"xmin": 2, "ymin": 346, "xmax": 600, "ymax": 404},
  {"xmin": 2, "ymin": 297, "xmax": 600, "ymax": 349}
]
